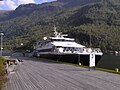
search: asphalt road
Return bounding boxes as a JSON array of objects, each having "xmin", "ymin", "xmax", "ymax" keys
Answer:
[{"xmin": 3, "ymin": 57, "xmax": 120, "ymax": 90}]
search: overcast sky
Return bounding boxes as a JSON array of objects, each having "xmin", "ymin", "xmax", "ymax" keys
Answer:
[{"xmin": 0, "ymin": 0, "xmax": 56, "ymax": 10}]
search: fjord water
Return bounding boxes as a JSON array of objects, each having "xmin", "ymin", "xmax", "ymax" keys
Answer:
[{"xmin": 97, "ymin": 54, "xmax": 120, "ymax": 70}]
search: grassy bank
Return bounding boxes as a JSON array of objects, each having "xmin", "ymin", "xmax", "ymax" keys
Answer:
[
  {"xmin": 0, "ymin": 56, "xmax": 7, "ymax": 89},
  {"xmin": 97, "ymin": 54, "xmax": 120, "ymax": 70},
  {"xmin": 38, "ymin": 54, "xmax": 120, "ymax": 74}
]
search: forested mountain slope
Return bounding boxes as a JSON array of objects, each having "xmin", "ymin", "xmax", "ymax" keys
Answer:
[{"xmin": 0, "ymin": 0, "xmax": 120, "ymax": 52}]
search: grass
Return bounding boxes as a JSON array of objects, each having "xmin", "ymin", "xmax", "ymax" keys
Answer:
[
  {"xmin": 58, "ymin": 59, "xmax": 120, "ymax": 74},
  {"xmin": 97, "ymin": 54, "xmax": 120, "ymax": 70},
  {"xmin": 0, "ymin": 56, "xmax": 7, "ymax": 90}
]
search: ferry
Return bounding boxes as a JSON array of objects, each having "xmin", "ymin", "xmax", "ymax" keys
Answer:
[{"xmin": 33, "ymin": 26, "xmax": 103, "ymax": 66}]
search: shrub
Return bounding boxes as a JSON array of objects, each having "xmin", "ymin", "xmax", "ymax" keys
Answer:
[
  {"xmin": 0, "ymin": 56, "xmax": 4, "ymax": 68},
  {"xmin": 0, "ymin": 56, "xmax": 7, "ymax": 89}
]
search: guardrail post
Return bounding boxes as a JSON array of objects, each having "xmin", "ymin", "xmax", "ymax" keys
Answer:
[{"xmin": 115, "ymin": 68, "xmax": 119, "ymax": 73}]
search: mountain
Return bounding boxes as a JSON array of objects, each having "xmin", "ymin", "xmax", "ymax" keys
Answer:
[
  {"xmin": 0, "ymin": 0, "xmax": 120, "ymax": 52},
  {"xmin": 0, "ymin": 0, "xmax": 99, "ymax": 21},
  {"xmin": 0, "ymin": 10, "xmax": 12, "ymax": 21},
  {"xmin": 0, "ymin": 10, "xmax": 9, "ymax": 14}
]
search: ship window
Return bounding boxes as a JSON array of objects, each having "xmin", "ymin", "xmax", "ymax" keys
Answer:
[
  {"xmin": 53, "ymin": 39, "xmax": 56, "ymax": 41},
  {"xmin": 62, "ymin": 39, "xmax": 65, "ymax": 41},
  {"xmin": 51, "ymin": 39, "xmax": 74, "ymax": 42},
  {"xmin": 58, "ymin": 39, "xmax": 60, "ymax": 41},
  {"xmin": 53, "ymin": 39, "xmax": 62, "ymax": 41},
  {"xmin": 64, "ymin": 40, "xmax": 74, "ymax": 42}
]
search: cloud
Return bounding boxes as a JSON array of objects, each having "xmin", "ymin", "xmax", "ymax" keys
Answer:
[
  {"xmin": 0, "ymin": 0, "xmax": 35, "ymax": 10},
  {"xmin": 17, "ymin": 0, "xmax": 35, "ymax": 5},
  {"xmin": 0, "ymin": 0, "xmax": 4, "ymax": 5},
  {"xmin": 0, "ymin": 7, "xmax": 3, "ymax": 9},
  {"xmin": 0, "ymin": 0, "xmax": 56, "ymax": 10},
  {"xmin": 42, "ymin": 0, "xmax": 48, "ymax": 2},
  {"xmin": 6, "ymin": 0, "xmax": 18, "ymax": 10}
]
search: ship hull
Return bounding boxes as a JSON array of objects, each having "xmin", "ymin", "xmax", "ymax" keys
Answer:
[{"xmin": 34, "ymin": 53, "xmax": 102, "ymax": 66}]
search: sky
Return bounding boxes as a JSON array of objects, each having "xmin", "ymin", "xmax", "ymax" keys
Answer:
[{"xmin": 0, "ymin": 0, "xmax": 56, "ymax": 10}]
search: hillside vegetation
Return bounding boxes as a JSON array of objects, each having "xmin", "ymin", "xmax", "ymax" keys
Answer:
[
  {"xmin": 0, "ymin": 0, "xmax": 120, "ymax": 52},
  {"xmin": 0, "ymin": 57, "xmax": 7, "ymax": 89}
]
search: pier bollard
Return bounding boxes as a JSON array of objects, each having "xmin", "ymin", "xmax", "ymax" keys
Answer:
[
  {"xmin": 115, "ymin": 68, "xmax": 119, "ymax": 73},
  {"xmin": 78, "ymin": 62, "xmax": 81, "ymax": 66}
]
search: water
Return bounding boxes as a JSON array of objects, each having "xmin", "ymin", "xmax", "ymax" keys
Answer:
[
  {"xmin": 2, "ymin": 51, "xmax": 32, "ymax": 57},
  {"xmin": 2, "ymin": 52, "xmax": 12, "ymax": 56},
  {"xmin": 97, "ymin": 54, "xmax": 120, "ymax": 70}
]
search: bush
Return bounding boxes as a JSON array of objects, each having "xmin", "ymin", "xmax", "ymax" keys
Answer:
[
  {"xmin": 0, "ymin": 56, "xmax": 4, "ymax": 68},
  {"xmin": 0, "ymin": 56, "xmax": 7, "ymax": 89}
]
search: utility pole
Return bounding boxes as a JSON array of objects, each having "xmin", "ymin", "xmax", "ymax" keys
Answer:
[
  {"xmin": 0, "ymin": 33, "xmax": 4, "ymax": 56},
  {"xmin": 89, "ymin": 29, "xmax": 91, "ymax": 48}
]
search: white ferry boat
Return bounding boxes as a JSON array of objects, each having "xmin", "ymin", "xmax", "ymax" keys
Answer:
[{"xmin": 34, "ymin": 26, "xmax": 103, "ymax": 66}]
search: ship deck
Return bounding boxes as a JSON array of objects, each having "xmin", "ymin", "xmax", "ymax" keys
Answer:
[{"xmin": 3, "ymin": 57, "xmax": 120, "ymax": 90}]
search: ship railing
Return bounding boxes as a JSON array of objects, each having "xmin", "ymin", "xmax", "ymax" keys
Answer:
[
  {"xmin": 54, "ymin": 47, "xmax": 102, "ymax": 54},
  {"xmin": 82, "ymin": 48, "xmax": 102, "ymax": 53}
]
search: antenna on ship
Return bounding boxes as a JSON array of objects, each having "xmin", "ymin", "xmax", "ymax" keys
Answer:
[{"xmin": 54, "ymin": 25, "xmax": 58, "ymax": 36}]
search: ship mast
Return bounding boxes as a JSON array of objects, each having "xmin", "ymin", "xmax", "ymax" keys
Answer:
[{"xmin": 54, "ymin": 25, "xmax": 58, "ymax": 36}]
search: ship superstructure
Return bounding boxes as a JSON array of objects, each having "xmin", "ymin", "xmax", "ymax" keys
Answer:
[{"xmin": 34, "ymin": 26, "xmax": 103, "ymax": 66}]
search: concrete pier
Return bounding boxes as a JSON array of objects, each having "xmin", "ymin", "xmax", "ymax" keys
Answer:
[{"xmin": 3, "ymin": 57, "xmax": 120, "ymax": 90}]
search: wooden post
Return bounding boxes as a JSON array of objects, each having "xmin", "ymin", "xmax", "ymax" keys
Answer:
[
  {"xmin": 115, "ymin": 68, "xmax": 119, "ymax": 73},
  {"xmin": 78, "ymin": 54, "xmax": 81, "ymax": 65}
]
